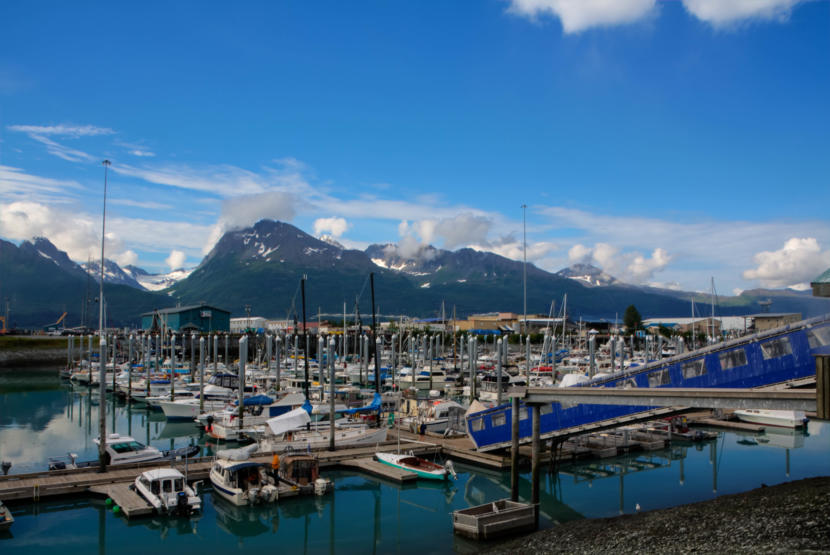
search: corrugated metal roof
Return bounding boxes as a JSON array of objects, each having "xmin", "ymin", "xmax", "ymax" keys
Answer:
[
  {"xmin": 813, "ymin": 267, "xmax": 830, "ymax": 284},
  {"xmin": 140, "ymin": 304, "xmax": 230, "ymax": 316}
]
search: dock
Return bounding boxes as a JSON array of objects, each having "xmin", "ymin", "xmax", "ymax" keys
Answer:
[
  {"xmin": 338, "ymin": 457, "xmax": 418, "ymax": 483},
  {"xmin": 88, "ymin": 483, "xmax": 153, "ymax": 518}
]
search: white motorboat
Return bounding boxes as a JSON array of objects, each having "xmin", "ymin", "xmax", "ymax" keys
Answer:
[
  {"xmin": 48, "ymin": 433, "xmax": 199, "ymax": 470},
  {"xmin": 0, "ymin": 499, "xmax": 13, "ymax": 532},
  {"xmin": 255, "ymin": 406, "xmax": 387, "ymax": 453},
  {"xmin": 209, "ymin": 445, "xmax": 279, "ymax": 506},
  {"xmin": 134, "ymin": 468, "xmax": 201, "ymax": 516},
  {"xmin": 733, "ymin": 409, "xmax": 808, "ymax": 428}
]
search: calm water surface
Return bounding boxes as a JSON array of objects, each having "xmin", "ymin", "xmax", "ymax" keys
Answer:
[{"xmin": 1, "ymin": 366, "xmax": 828, "ymax": 553}]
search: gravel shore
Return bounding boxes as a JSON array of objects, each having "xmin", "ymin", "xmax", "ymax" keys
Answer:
[{"xmin": 486, "ymin": 476, "xmax": 830, "ymax": 554}]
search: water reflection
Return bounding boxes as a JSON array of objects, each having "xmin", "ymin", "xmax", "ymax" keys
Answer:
[{"xmin": 0, "ymin": 368, "xmax": 205, "ymax": 473}]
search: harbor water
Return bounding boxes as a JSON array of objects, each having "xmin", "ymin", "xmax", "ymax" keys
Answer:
[{"xmin": 2, "ymin": 366, "xmax": 829, "ymax": 553}]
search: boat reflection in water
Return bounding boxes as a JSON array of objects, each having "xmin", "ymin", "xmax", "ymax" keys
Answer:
[{"xmin": 212, "ymin": 495, "xmax": 281, "ymax": 538}]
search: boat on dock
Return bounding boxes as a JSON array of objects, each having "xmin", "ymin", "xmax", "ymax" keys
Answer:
[
  {"xmin": 0, "ymin": 499, "xmax": 13, "ymax": 532},
  {"xmin": 209, "ymin": 445, "xmax": 279, "ymax": 506},
  {"xmin": 374, "ymin": 452, "xmax": 456, "ymax": 480},
  {"xmin": 133, "ymin": 468, "xmax": 201, "ymax": 516},
  {"xmin": 733, "ymin": 409, "xmax": 808, "ymax": 428},
  {"xmin": 47, "ymin": 433, "xmax": 199, "ymax": 470}
]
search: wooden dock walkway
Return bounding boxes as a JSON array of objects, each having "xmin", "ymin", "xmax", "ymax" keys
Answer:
[
  {"xmin": 88, "ymin": 483, "xmax": 154, "ymax": 518},
  {"xmin": 338, "ymin": 457, "xmax": 418, "ymax": 483}
]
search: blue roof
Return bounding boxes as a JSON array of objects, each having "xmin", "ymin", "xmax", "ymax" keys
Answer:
[{"xmin": 226, "ymin": 461, "xmax": 264, "ymax": 472}]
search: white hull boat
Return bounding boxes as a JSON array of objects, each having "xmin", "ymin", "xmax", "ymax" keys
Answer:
[
  {"xmin": 733, "ymin": 409, "xmax": 808, "ymax": 428},
  {"xmin": 134, "ymin": 468, "xmax": 201, "ymax": 516}
]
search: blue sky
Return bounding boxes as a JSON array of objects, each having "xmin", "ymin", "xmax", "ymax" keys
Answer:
[{"xmin": 1, "ymin": 0, "xmax": 829, "ymax": 294}]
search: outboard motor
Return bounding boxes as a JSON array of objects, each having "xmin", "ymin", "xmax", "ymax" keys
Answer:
[
  {"xmin": 445, "ymin": 460, "xmax": 457, "ymax": 480},
  {"xmin": 176, "ymin": 491, "xmax": 190, "ymax": 516},
  {"xmin": 1, "ymin": 461, "xmax": 11, "ymax": 475}
]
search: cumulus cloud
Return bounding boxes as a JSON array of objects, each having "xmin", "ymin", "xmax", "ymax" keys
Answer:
[
  {"xmin": 568, "ymin": 242, "xmax": 672, "ymax": 283},
  {"xmin": 0, "ymin": 201, "xmax": 104, "ymax": 260},
  {"xmin": 396, "ymin": 213, "xmax": 493, "ymax": 254},
  {"xmin": 508, "ymin": 0, "xmax": 656, "ymax": 33},
  {"xmin": 202, "ymin": 191, "xmax": 298, "ymax": 254},
  {"xmin": 682, "ymin": 0, "xmax": 807, "ymax": 26},
  {"xmin": 313, "ymin": 217, "xmax": 349, "ymax": 238},
  {"xmin": 482, "ymin": 234, "xmax": 559, "ymax": 261},
  {"xmin": 112, "ymin": 249, "xmax": 138, "ymax": 267},
  {"xmin": 165, "ymin": 249, "xmax": 187, "ymax": 270},
  {"xmin": 742, "ymin": 237, "xmax": 830, "ymax": 289}
]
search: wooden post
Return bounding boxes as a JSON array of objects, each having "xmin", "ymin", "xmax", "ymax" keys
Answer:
[
  {"xmin": 531, "ymin": 403, "xmax": 541, "ymax": 529},
  {"xmin": 816, "ymin": 355, "xmax": 830, "ymax": 420},
  {"xmin": 510, "ymin": 396, "xmax": 520, "ymax": 502}
]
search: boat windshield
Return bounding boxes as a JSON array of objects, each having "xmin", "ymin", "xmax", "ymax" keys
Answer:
[{"xmin": 111, "ymin": 441, "xmax": 146, "ymax": 453}]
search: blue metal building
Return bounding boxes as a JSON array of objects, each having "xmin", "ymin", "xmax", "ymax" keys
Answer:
[{"xmin": 140, "ymin": 304, "xmax": 230, "ymax": 333}]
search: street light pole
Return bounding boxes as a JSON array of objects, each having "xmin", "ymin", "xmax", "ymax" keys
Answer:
[
  {"xmin": 98, "ymin": 159, "xmax": 111, "ymax": 472},
  {"xmin": 522, "ymin": 203, "xmax": 527, "ymax": 336}
]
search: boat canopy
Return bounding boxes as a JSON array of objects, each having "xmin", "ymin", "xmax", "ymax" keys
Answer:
[
  {"xmin": 224, "ymin": 461, "xmax": 264, "ymax": 473},
  {"xmin": 216, "ymin": 443, "xmax": 258, "ymax": 461},
  {"xmin": 266, "ymin": 406, "xmax": 312, "ymax": 436},
  {"xmin": 341, "ymin": 393, "xmax": 381, "ymax": 415},
  {"xmin": 236, "ymin": 394, "xmax": 274, "ymax": 406}
]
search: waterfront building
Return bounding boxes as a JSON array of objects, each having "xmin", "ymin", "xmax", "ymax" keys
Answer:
[{"xmin": 141, "ymin": 304, "xmax": 230, "ymax": 333}]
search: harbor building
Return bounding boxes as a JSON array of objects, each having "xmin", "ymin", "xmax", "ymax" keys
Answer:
[
  {"xmin": 812, "ymin": 267, "xmax": 830, "ymax": 297},
  {"xmin": 141, "ymin": 304, "xmax": 230, "ymax": 333}
]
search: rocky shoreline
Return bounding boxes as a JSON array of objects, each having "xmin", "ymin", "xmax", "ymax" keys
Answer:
[{"xmin": 486, "ymin": 476, "xmax": 830, "ymax": 554}]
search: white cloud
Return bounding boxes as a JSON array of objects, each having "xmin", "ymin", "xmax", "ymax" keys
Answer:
[
  {"xmin": 129, "ymin": 149, "xmax": 156, "ymax": 157},
  {"xmin": 395, "ymin": 213, "xmax": 494, "ymax": 253},
  {"xmin": 112, "ymin": 249, "xmax": 138, "ymax": 267},
  {"xmin": 508, "ymin": 0, "xmax": 656, "ymax": 33},
  {"xmin": 0, "ymin": 201, "xmax": 102, "ymax": 260},
  {"xmin": 109, "ymin": 198, "xmax": 172, "ymax": 210},
  {"xmin": 165, "ymin": 249, "xmax": 187, "ymax": 270},
  {"xmin": 566, "ymin": 242, "xmax": 672, "ymax": 283},
  {"xmin": 313, "ymin": 217, "xmax": 349, "ymax": 238},
  {"xmin": 682, "ymin": 0, "xmax": 807, "ymax": 26},
  {"xmin": 0, "ymin": 165, "xmax": 84, "ymax": 200},
  {"xmin": 481, "ymin": 236, "xmax": 559, "ymax": 261},
  {"xmin": 7, "ymin": 124, "xmax": 115, "ymax": 137},
  {"xmin": 742, "ymin": 237, "xmax": 830, "ymax": 289},
  {"xmin": 201, "ymin": 191, "xmax": 298, "ymax": 254},
  {"xmin": 25, "ymin": 134, "xmax": 94, "ymax": 162}
]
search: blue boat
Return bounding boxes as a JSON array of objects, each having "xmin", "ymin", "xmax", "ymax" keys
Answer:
[{"xmin": 466, "ymin": 314, "xmax": 830, "ymax": 452}]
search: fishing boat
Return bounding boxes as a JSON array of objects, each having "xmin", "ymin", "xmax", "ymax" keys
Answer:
[
  {"xmin": 733, "ymin": 409, "xmax": 808, "ymax": 428},
  {"xmin": 133, "ymin": 468, "xmax": 201, "ymax": 516},
  {"xmin": 209, "ymin": 445, "xmax": 279, "ymax": 506},
  {"xmin": 0, "ymin": 499, "xmax": 13, "ymax": 532},
  {"xmin": 374, "ymin": 452, "xmax": 456, "ymax": 480},
  {"xmin": 47, "ymin": 433, "xmax": 199, "ymax": 470},
  {"xmin": 466, "ymin": 314, "xmax": 830, "ymax": 452},
  {"xmin": 254, "ymin": 406, "xmax": 387, "ymax": 453}
]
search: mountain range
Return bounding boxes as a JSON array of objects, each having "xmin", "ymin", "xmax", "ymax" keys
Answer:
[{"xmin": 2, "ymin": 220, "xmax": 829, "ymax": 328}]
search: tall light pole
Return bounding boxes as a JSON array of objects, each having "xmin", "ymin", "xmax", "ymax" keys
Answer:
[
  {"xmin": 522, "ymin": 204, "xmax": 527, "ymax": 335},
  {"xmin": 98, "ymin": 159, "xmax": 111, "ymax": 472},
  {"xmin": 99, "ymin": 160, "xmax": 111, "ymax": 336}
]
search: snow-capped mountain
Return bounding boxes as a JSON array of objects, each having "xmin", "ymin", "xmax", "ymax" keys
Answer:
[
  {"xmin": 556, "ymin": 263, "xmax": 619, "ymax": 287},
  {"xmin": 123, "ymin": 265, "xmax": 194, "ymax": 292},
  {"xmin": 82, "ymin": 259, "xmax": 146, "ymax": 289}
]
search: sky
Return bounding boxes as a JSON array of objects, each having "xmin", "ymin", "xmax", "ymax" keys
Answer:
[{"xmin": 1, "ymin": 0, "xmax": 829, "ymax": 294}]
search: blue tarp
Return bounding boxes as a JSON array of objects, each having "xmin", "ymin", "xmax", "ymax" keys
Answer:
[
  {"xmin": 301, "ymin": 399, "xmax": 313, "ymax": 414},
  {"xmin": 341, "ymin": 393, "xmax": 381, "ymax": 415},
  {"xmin": 240, "ymin": 394, "xmax": 274, "ymax": 406}
]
